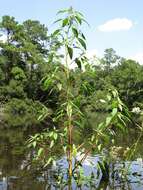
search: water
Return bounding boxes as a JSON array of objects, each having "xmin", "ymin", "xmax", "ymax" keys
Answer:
[{"xmin": 0, "ymin": 128, "xmax": 143, "ymax": 190}]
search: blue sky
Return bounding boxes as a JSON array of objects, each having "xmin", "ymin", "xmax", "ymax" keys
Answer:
[{"xmin": 0, "ymin": 0, "xmax": 143, "ymax": 63}]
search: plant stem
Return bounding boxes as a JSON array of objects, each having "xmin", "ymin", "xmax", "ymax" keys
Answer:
[{"xmin": 65, "ymin": 35, "xmax": 73, "ymax": 180}]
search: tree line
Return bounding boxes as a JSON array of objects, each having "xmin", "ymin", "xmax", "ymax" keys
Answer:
[{"xmin": 0, "ymin": 15, "xmax": 143, "ymax": 128}]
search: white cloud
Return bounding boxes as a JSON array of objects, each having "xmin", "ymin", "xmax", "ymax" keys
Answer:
[
  {"xmin": 129, "ymin": 52, "xmax": 143, "ymax": 65},
  {"xmin": 98, "ymin": 18, "xmax": 133, "ymax": 32}
]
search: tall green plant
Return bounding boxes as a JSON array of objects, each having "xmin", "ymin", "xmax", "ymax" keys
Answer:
[{"xmin": 28, "ymin": 7, "xmax": 130, "ymax": 187}]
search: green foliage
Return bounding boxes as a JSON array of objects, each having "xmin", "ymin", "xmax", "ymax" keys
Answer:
[
  {"xmin": 3, "ymin": 98, "xmax": 45, "ymax": 127},
  {"xmin": 11, "ymin": 66, "xmax": 27, "ymax": 81},
  {"xmin": 0, "ymin": 13, "xmax": 61, "ymax": 125},
  {"xmin": 27, "ymin": 127, "xmax": 64, "ymax": 167},
  {"xmin": 111, "ymin": 59, "xmax": 143, "ymax": 107}
]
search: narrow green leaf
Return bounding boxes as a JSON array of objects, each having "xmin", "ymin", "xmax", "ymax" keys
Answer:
[
  {"xmin": 91, "ymin": 135, "xmax": 95, "ymax": 142},
  {"xmin": 97, "ymin": 122, "xmax": 104, "ymax": 130},
  {"xmin": 57, "ymin": 83, "xmax": 62, "ymax": 91},
  {"xmin": 82, "ymin": 18, "xmax": 90, "ymax": 26},
  {"xmin": 53, "ymin": 133, "xmax": 58, "ymax": 140},
  {"xmin": 57, "ymin": 9, "xmax": 69, "ymax": 15},
  {"xmin": 38, "ymin": 114, "xmax": 44, "ymax": 121},
  {"xmin": 67, "ymin": 46, "xmax": 73, "ymax": 59},
  {"xmin": 112, "ymin": 90, "xmax": 118, "ymax": 98},
  {"xmin": 62, "ymin": 18, "xmax": 69, "ymax": 27},
  {"xmin": 99, "ymin": 99, "xmax": 106, "ymax": 103},
  {"xmin": 50, "ymin": 140, "xmax": 54, "ymax": 148},
  {"xmin": 117, "ymin": 114, "xmax": 126, "ymax": 126},
  {"xmin": 49, "ymin": 131, "xmax": 54, "ymax": 137},
  {"xmin": 75, "ymin": 15, "xmax": 82, "ymax": 24},
  {"xmin": 76, "ymin": 11, "xmax": 84, "ymax": 18},
  {"xmin": 75, "ymin": 58, "xmax": 81, "ymax": 69},
  {"xmin": 33, "ymin": 141, "xmax": 36, "ymax": 148},
  {"xmin": 78, "ymin": 38, "xmax": 86, "ymax": 50},
  {"xmin": 81, "ymin": 33, "xmax": 86, "ymax": 40},
  {"xmin": 53, "ymin": 29, "xmax": 60, "ymax": 36},
  {"xmin": 44, "ymin": 157, "xmax": 52, "ymax": 167},
  {"xmin": 72, "ymin": 27, "xmax": 78, "ymax": 38},
  {"xmin": 73, "ymin": 144, "xmax": 77, "ymax": 157},
  {"xmin": 118, "ymin": 104, "xmax": 123, "ymax": 111},
  {"xmin": 38, "ymin": 148, "xmax": 43, "ymax": 157},
  {"xmin": 53, "ymin": 19, "xmax": 62, "ymax": 24},
  {"xmin": 107, "ymin": 95, "xmax": 111, "ymax": 101},
  {"xmin": 43, "ymin": 78, "xmax": 52, "ymax": 90},
  {"xmin": 112, "ymin": 108, "xmax": 118, "ymax": 117},
  {"xmin": 105, "ymin": 116, "xmax": 112, "ymax": 127},
  {"xmin": 74, "ymin": 120, "xmax": 82, "ymax": 128},
  {"xmin": 67, "ymin": 102, "xmax": 72, "ymax": 118},
  {"xmin": 97, "ymin": 144, "xmax": 102, "ymax": 151}
]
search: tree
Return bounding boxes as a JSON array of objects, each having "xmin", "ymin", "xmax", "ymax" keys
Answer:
[
  {"xmin": 111, "ymin": 59, "xmax": 143, "ymax": 107},
  {"xmin": 0, "ymin": 16, "xmax": 57, "ymax": 126},
  {"xmin": 101, "ymin": 48, "xmax": 121, "ymax": 73}
]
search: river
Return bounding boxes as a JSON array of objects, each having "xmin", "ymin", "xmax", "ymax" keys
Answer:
[{"xmin": 0, "ymin": 127, "xmax": 143, "ymax": 190}]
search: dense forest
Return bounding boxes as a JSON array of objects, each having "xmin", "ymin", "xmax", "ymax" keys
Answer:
[{"xmin": 0, "ymin": 15, "xmax": 143, "ymax": 128}]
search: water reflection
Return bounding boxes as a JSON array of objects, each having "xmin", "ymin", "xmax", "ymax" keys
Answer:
[{"xmin": 0, "ymin": 128, "xmax": 143, "ymax": 189}]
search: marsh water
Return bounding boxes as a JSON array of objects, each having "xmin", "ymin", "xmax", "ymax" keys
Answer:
[{"xmin": 0, "ymin": 127, "xmax": 143, "ymax": 190}]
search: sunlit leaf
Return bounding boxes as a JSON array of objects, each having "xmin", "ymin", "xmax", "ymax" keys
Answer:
[
  {"xmin": 57, "ymin": 83, "xmax": 62, "ymax": 91},
  {"xmin": 50, "ymin": 140, "xmax": 54, "ymax": 148},
  {"xmin": 33, "ymin": 141, "xmax": 36, "ymax": 148},
  {"xmin": 62, "ymin": 18, "xmax": 69, "ymax": 27},
  {"xmin": 105, "ymin": 116, "xmax": 112, "ymax": 127},
  {"xmin": 67, "ymin": 102, "xmax": 72, "ymax": 118},
  {"xmin": 112, "ymin": 108, "xmax": 118, "ymax": 117},
  {"xmin": 53, "ymin": 133, "xmax": 58, "ymax": 140},
  {"xmin": 38, "ymin": 148, "xmax": 43, "ymax": 157}
]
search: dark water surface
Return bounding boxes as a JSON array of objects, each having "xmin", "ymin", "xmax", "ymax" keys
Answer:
[{"xmin": 0, "ymin": 128, "xmax": 143, "ymax": 190}]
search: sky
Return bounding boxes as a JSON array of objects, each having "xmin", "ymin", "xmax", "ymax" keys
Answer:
[{"xmin": 0, "ymin": 0, "xmax": 143, "ymax": 64}]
